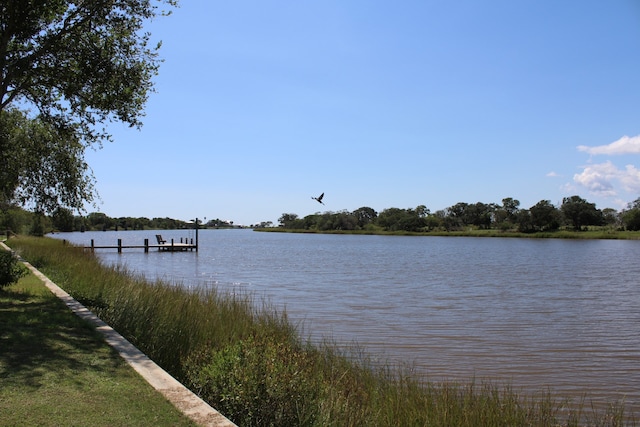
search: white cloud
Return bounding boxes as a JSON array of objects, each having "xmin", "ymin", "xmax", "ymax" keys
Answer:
[
  {"xmin": 619, "ymin": 164, "xmax": 640, "ymax": 193},
  {"xmin": 577, "ymin": 135, "xmax": 640, "ymax": 155},
  {"xmin": 546, "ymin": 171, "xmax": 560, "ymax": 177},
  {"xmin": 573, "ymin": 161, "xmax": 640, "ymax": 197}
]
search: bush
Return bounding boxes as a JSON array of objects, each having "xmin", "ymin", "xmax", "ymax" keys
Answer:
[
  {"xmin": 0, "ymin": 250, "xmax": 27, "ymax": 288},
  {"xmin": 184, "ymin": 334, "xmax": 321, "ymax": 426}
]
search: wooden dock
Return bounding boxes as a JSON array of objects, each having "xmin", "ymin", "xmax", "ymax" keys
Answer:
[
  {"xmin": 85, "ymin": 238, "xmax": 197, "ymax": 253},
  {"xmin": 82, "ymin": 219, "xmax": 201, "ymax": 253}
]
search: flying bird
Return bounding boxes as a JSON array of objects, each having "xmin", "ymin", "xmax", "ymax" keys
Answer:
[{"xmin": 312, "ymin": 192, "xmax": 325, "ymax": 205}]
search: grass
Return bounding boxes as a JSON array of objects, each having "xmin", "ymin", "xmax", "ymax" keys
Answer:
[
  {"xmin": 6, "ymin": 235, "xmax": 638, "ymax": 426},
  {"xmin": 0, "ymin": 269, "xmax": 196, "ymax": 426}
]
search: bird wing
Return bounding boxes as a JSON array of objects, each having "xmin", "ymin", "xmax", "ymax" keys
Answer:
[{"xmin": 318, "ymin": 192, "xmax": 324, "ymax": 201}]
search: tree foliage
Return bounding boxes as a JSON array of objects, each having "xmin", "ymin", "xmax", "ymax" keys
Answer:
[
  {"xmin": 1, "ymin": 109, "xmax": 95, "ymax": 212},
  {"xmin": 561, "ymin": 195, "xmax": 603, "ymax": 230},
  {"xmin": 0, "ymin": 0, "xmax": 175, "ymax": 213},
  {"xmin": 0, "ymin": 250, "xmax": 26, "ymax": 288},
  {"xmin": 529, "ymin": 200, "xmax": 562, "ymax": 231},
  {"xmin": 270, "ymin": 194, "xmax": 637, "ymax": 234},
  {"xmin": 622, "ymin": 198, "xmax": 640, "ymax": 231}
]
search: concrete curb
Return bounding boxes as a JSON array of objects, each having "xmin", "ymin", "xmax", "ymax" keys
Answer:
[{"xmin": 1, "ymin": 242, "xmax": 236, "ymax": 427}]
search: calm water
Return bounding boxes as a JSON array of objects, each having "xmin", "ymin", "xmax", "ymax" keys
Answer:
[{"xmin": 53, "ymin": 229, "xmax": 640, "ymax": 409}]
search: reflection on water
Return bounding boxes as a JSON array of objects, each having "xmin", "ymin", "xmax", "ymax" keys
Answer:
[{"xmin": 54, "ymin": 229, "xmax": 640, "ymax": 410}]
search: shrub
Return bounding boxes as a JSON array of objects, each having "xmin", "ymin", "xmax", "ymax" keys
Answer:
[
  {"xmin": 0, "ymin": 250, "xmax": 26, "ymax": 288},
  {"xmin": 184, "ymin": 334, "xmax": 321, "ymax": 426}
]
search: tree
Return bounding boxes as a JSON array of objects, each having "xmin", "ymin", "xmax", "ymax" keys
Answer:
[
  {"xmin": 502, "ymin": 197, "xmax": 521, "ymax": 218},
  {"xmin": 495, "ymin": 197, "xmax": 520, "ymax": 226},
  {"xmin": 601, "ymin": 208, "xmax": 620, "ymax": 227},
  {"xmin": 278, "ymin": 213, "xmax": 300, "ymax": 228},
  {"xmin": 321, "ymin": 211, "xmax": 357, "ymax": 231},
  {"xmin": 423, "ymin": 214, "xmax": 442, "ymax": 231},
  {"xmin": 0, "ymin": 0, "xmax": 175, "ymax": 213},
  {"xmin": 87, "ymin": 212, "xmax": 113, "ymax": 230},
  {"xmin": 0, "ymin": 204, "xmax": 33, "ymax": 234},
  {"xmin": 515, "ymin": 209, "xmax": 534, "ymax": 232},
  {"xmin": 444, "ymin": 202, "xmax": 468, "ymax": 230},
  {"xmin": 444, "ymin": 202, "xmax": 494, "ymax": 229},
  {"xmin": 51, "ymin": 207, "xmax": 75, "ymax": 232},
  {"xmin": 353, "ymin": 206, "xmax": 377, "ymax": 228},
  {"xmin": 529, "ymin": 200, "xmax": 561, "ymax": 231},
  {"xmin": 560, "ymin": 195, "xmax": 602, "ymax": 230},
  {"xmin": 622, "ymin": 198, "xmax": 640, "ymax": 231},
  {"xmin": 376, "ymin": 207, "xmax": 427, "ymax": 232},
  {"xmin": 415, "ymin": 205, "xmax": 430, "ymax": 217},
  {"xmin": 467, "ymin": 202, "xmax": 494, "ymax": 229},
  {"xmin": 1, "ymin": 109, "xmax": 96, "ymax": 213}
]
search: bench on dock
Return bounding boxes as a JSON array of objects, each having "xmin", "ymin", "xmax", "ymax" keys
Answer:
[{"xmin": 156, "ymin": 234, "xmax": 166, "ymax": 244}]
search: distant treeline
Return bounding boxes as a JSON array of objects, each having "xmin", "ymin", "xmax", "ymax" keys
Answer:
[
  {"xmin": 4, "ymin": 194, "xmax": 640, "ymax": 236},
  {"xmin": 276, "ymin": 196, "xmax": 640, "ymax": 233},
  {"xmin": 0, "ymin": 207, "xmax": 240, "ymax": 235}
]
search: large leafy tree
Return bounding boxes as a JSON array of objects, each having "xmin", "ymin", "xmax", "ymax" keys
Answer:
[
  {"xmin": 621, "ymin": 198, "xmax": 640, "ymax": 231},
  {"xmin": 352, "ymin": 206, "xmax": 377, "ymax": 228},
  {"xmin": 0, "ymin": 0, "xmax": 175, "ymax": 214},
  {"xmin": 377, "ymin": 207, "xmax": 427, "ymax": 232},
  {"xmin": 1, "ymin": 108, "xmax": 94, "ymax": 213},
  {"xmin": 561, "ymin": 195, "xmax": 603, "ymax": 230},
  {"xmin": 444, "ymin": 201, "xmax": 495, "ymax": 229},
  {"xmin": 278, "ymin": 213, "xmax": 301, "ymax": 228},
  {"xmin": 529, "ymin": 200, "xmax": 561, "ymax": 231}
]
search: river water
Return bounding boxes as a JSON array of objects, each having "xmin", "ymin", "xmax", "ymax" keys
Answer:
[{"xmin": 53, "ymin": 229, "xmax": 640, "ymax": 410}]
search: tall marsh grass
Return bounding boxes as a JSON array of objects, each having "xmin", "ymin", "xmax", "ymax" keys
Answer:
[{"xmin": 9, "ymin": 236, "xmax": 637, "ymax": 426}]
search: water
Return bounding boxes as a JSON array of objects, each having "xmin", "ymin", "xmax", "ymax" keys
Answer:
[{"xmin": 54, "ymin": 229, "xmax": 640, "ymax": 410}]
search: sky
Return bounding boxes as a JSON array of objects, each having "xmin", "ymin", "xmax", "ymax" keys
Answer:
[{"xmin": 86, "ymin": 1, "xmax": 640, "ymax": 226}]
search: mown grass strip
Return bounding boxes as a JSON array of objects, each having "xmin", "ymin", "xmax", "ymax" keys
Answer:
[{"xmin": 0, "ymin": 269, "xmax": 196, "ymax": 427}]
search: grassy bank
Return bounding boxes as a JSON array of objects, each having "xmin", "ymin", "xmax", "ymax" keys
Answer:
[
  {"xmin": 0, "ymin": 267, "xmax": 196, "ymax": 426},
  {"xmin": 6, "ymin": 236, "xmax": 637, "ymax": 426}
]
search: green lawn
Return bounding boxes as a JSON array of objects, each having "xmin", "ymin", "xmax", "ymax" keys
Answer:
[{"xmin": 0, "ymin": 272, "xmax": 196, "ymax": 427}]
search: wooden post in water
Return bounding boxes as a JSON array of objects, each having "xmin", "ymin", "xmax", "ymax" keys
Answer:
[
  {"xmin": 117, "ymin": 239, "xmax": 122, "ymax": 253},
  {"xmin": 144, "ymin": 238, "xmax": 149, "ymax": 253},
  {"xmin": 195, "ymin": 217, "xmax": 199, "ymax": 252},
  {"xmin": 91, "ymin": 239, "xmax": 95, "ymax": 252}
]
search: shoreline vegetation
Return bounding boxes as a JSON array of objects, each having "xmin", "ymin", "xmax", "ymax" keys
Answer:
[
  {"xmin": 5, "ymin": 195, "xmax": 640, "ymax": 239},
  {"xmin": 5, "ymin": 235, "xmax": 638, "ymax": 426},
  {"xmin": 255, "ymin": 226, "xmax": 640, "ymax": 240}
]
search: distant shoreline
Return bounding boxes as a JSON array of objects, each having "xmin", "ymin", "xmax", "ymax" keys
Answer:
[{"xmin": 254, "ymin": 227, "xmax": 640, "ymax": 240}]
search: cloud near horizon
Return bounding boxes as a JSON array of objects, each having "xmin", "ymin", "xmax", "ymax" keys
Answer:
[
  {"xmin": 573, "ymin": 135, "xmax": 640, "ymax": 201},
  {"xmin": 573, "ymin": 161, "xmax": 640, "ymax": 197},
  {"xmin": 577, "ymin": 135, "xmax": 640, "ymax": 155}
]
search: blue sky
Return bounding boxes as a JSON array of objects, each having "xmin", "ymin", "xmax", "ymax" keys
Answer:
[{"xmin": 87, "ymin": 1, "xmax": 640, "ymax": 225}]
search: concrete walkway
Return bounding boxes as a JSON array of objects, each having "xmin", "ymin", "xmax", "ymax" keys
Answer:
[{"xmin": 1, "ymin": 242, "xmax": 236, "ymax": 427}]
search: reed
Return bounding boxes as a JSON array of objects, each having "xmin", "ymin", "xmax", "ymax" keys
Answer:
[{"xmin": 8, "ymin": 235, "xmax": 637, "ymax": 426}]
